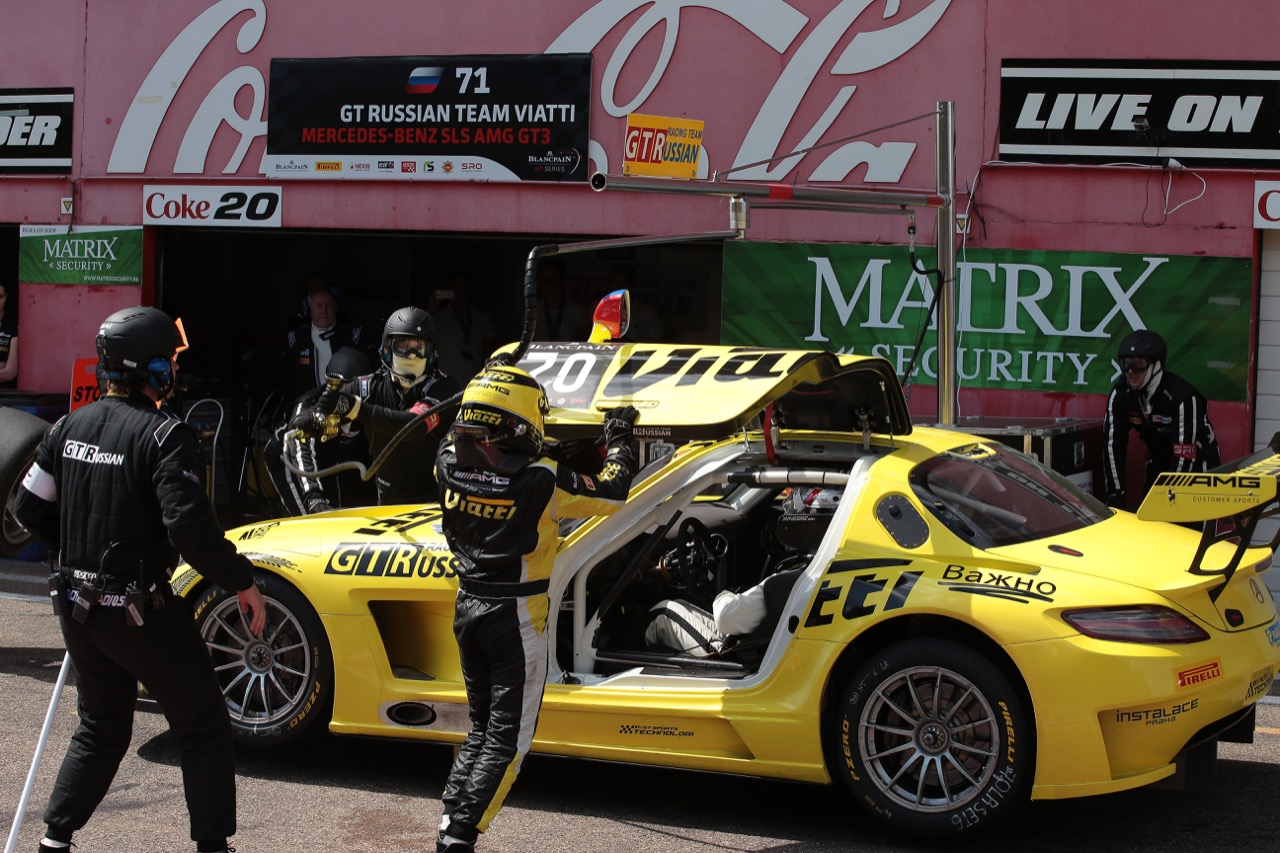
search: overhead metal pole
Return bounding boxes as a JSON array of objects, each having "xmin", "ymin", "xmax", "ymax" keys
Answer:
[
  {"xmin": 935, "ymin": 101, "xmax": 958, "ymax": 426},
  {"xmin": 591, "ymin": 172, "xmax": 946, "ymax": 212}
]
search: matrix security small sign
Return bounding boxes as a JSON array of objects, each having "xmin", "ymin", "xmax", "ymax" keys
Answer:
[{"xmin": 19, "ymin": 225, "xmax": 143, "ymax": 286}]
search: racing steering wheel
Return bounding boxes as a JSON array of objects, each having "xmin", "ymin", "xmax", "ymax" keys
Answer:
[{"xmin": 668, "ymin": 517, "xmax": 727, "ymax": 600}]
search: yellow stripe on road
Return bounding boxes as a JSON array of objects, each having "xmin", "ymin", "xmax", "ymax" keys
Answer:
[{"xmin": 1258, "ymin": 726, "xmax": 1280, "ymax": 735}]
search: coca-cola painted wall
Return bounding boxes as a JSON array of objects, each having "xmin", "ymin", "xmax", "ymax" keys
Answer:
[{"xmin": 1, "ymin": 0, "xmax": 1273, "ymax": 456}]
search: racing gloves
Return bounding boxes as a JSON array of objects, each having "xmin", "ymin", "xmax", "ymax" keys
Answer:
[
  {"xmin": 316, "ymin": 386, "xmax": 360, "ymax": 421},
  {"xmin": 602, "ymin": 405, "xmax": 639, "ymax": 450}
]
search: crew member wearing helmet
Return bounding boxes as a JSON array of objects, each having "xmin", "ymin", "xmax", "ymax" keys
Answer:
[
  {"xmin": 267, "ymin": 345, "xmax": 375, "ymax": 515},
  {"xmin": 434, "ymin": 365, "xmax": 638, "ymax": 853},
  {"xmin": 13, "ymin": 306, "xmax": 266, "ymax": 853},
  {"xmin": 643, "ymin": 487, "xmax": 838, "ymax": 657},
  {"xmin": 1103, "ymin": 329, "xmax": 1220, "ymax": 508},
  {"xmin": 307, "ymin": 306, "xmax": 460, "ymax": 504}
]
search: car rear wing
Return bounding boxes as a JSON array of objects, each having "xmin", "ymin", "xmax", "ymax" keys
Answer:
[{"xmin": 1137, "ymin": 433, "xmax": 1280, "ymax": 598}]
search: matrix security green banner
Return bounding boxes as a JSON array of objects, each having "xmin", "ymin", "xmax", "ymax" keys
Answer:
[
  {"xmin": 722, "ymin": 242, "xmax": 1250, "ymax": 401},
  {"xmin": 18, "ymin": 225, "xmax": 143, "ymax": 285}
]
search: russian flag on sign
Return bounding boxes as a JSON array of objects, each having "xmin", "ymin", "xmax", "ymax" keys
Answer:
[{"xmin": 406, "ymin": 66, "xmax": 444, "ymax": 94}]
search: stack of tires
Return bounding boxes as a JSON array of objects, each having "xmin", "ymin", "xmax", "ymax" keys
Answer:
[{"xmin": 0, "ymin": 406, "xmax": 51, "ymax": 558}]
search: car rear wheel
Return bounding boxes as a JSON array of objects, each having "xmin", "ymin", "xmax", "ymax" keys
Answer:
[
  {"xmin": 0, "ymin": 407, "xmax": 49, "ymax": 557},
  {"xmin": 829, "ymin": 639, "xmax": 1033, "ymax": 837},
  {"xmin": 193, "ymin": 572, "xmax": 333, "ymax": 745}
]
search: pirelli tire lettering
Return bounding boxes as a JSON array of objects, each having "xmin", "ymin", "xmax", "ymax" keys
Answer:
[
  {"xmin": 193, "ymin": 574, "xmax": 335, "ymax": 744},
  {"xmin": 828, "ymin": 639, "xmax": 1033, "ymax": 838}
]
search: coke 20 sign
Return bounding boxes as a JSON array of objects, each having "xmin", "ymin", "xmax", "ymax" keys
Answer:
[{"xmin": 142, "ymin": 185, "xmax": 282, "ymax": 227}]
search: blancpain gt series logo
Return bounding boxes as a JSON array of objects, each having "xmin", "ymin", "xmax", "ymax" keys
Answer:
[{"xmin": 63, "ymin": 440, "xmax": 124, "ymax": 466}]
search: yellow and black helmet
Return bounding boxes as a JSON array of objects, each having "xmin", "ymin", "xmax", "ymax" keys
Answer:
[{"xmin": 451, "ymin": 365, "xmax": 550, "ymax": 469}]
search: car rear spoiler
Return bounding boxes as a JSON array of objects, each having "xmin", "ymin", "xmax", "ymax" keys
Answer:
[{"xmin": 1137, "ymin": 433, "xmax": 1280, "ymax": 599}]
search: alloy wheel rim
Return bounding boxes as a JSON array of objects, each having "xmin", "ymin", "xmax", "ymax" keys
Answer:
[
  {"xmin": 200, "ymin": 595, "xmax": 313, "ymax": 726},
  {"xmin": 857, "ymin": 664, "xmax": 1000, "ymax": 812}
]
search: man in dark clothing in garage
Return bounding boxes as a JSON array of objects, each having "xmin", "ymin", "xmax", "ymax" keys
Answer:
[
  {"xmin": 1103, "ymin": 328, "xmax": 1221, "ymax": 509},
  {"xmin": 304, "ymin": 306, "xmax": 459, "ymax": 504},
  {"xmin": 433, "ymin": 364, "xmax": 638, "ymax": 853},
  {"xmin": 284, "ymin": 275, "xmax": 366, "ymax": 397},
  {"xmin": 14, "ymin": 306, "xmax": 266, "ymax": 853}
]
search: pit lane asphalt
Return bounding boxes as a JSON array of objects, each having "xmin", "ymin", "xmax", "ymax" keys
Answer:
[{"xmin": 3, "ymin": 558, "xmax": 1280, "ymax": 852}]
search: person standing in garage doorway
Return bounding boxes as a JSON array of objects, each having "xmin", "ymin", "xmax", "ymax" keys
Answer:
[
  {"xmin": 1103, "ymin": 329, "xmax": 1220, "ymax": 509},
  {"xmin": 284, "ymin": 275, "xmax": 366, "ymax": 397},
  {"xmin": 433, "ymin": 269, "xmax": 497, "ymax": 384},
  {"xmin": 530, "ymin": 257, "xmax": 589, "ymax": 342},
  {"xmin": 0, "ymin": 280, "xmax": 18, "ymax": 388}
]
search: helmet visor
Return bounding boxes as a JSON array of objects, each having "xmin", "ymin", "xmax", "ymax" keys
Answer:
[
  {"xmin": 390, "ymin": 337, "xmax": 429, "ymax": 359},
  {"xmin": 1121, "ymin": 356, "xmax": 1150, "ymax": 375}
]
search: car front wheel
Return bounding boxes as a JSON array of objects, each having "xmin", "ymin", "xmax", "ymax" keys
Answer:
[
  {"xmin": 193, "ymin": 572, "xmax": 333, "ymax": 745},
  {"xmin": 829, "ymin": 639, "xmax": 1033, "ymax": 838}
]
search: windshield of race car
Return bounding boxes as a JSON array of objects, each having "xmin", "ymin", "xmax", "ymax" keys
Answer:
[{"xmin": 910, "ymin": 443, "xmax": 1110, "ymax": 547}]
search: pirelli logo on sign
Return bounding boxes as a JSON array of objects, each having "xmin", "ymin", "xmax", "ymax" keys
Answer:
[
  {"xmin": 622, "ymin": 113, "xmax": 704, "ymax": 179},
  {"xmin": 1176, "ymin": 660, "xmax": 1222, "ymax": 689}
]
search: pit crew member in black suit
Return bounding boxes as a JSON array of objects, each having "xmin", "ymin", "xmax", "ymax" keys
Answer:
[
  {"xmin": 1103, "ymin": 329, "xmax": 1220, "ymax": 508},
  {"xmin": 306, "ymin": 306, "xmax": 460, "ymax": 504},
  {"xmin": 13, "ymin": 306, "xmax": 266, "ymax": 853}
]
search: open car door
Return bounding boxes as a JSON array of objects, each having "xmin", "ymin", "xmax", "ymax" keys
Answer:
[{"xmin": 510, "ymin": 343, "xmax": 913, "ymax": 445}]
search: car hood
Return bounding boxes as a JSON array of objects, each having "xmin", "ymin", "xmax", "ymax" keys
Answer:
[
  {"xmin": 513, "ymin": 342, "xmax": 912, "ymax": 442},
  {"xmin": 213, "ymin": 505, "xmax": 457, "ymax": 584},
  {"xmin": 992, "ymin": 512, "xmax": 1276, "ymax": 632}
]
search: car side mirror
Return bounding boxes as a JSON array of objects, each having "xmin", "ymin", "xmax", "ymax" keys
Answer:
[{"xmin": 589, "ymin": 289, "xmax": 630, "ymax": 343}]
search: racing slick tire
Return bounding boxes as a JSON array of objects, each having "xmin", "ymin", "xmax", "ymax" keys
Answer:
[
  {"xmin": 0, "ymin": 406, "xmax": 49, "ymax": 557},
  {"xmin": 194, "ymin": 572, "xmax": 334, "ymax": 745},
  {"xmin": 829, "ymin": 639, "xmax": 1033, "ymax": 838}
]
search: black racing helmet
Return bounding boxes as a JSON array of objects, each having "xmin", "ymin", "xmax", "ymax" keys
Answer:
[
  {"xmin": 96, "ymin": 306, "xmax": 188, "ymax": 393},
  {"xmin": 1117, "ymin": 329, "xmax": 1166, "ymax": 364},
  {"xmin": 379, "ymin": 306, "xmax": 437, "ymax": 371},
  {"xmin": 325, "ymin": 346, "xmax": 373, "ymax": 379}
]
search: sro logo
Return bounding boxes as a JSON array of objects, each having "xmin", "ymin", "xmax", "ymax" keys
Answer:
[{"xmin": 143, "ymin": 185, "xmax": 282, "ymax": 228}]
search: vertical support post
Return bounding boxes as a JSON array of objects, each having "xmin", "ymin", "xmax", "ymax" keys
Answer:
[{"xmin": 935, "ymin": 101, "xmax": 958, "ymax": 425}]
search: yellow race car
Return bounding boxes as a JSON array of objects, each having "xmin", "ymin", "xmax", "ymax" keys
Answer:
[{"xmin": 175, "ymin": 340, "xmax": 1280, "ymax": 838}]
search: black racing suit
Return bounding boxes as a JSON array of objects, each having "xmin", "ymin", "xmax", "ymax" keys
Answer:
[
  {"xmin": 285, "ymin": 319, "xmax": 365, "ymax": 396},
  {"xmin": 1103, "ymin": 370, "xmax": 1221, "ymax": 506},
  {"xmin": 338, "ymin": 367, "xmax": 460, "ymax": 504},
  {"xmin": 13, "ymin": 392, "xmax": 256, "ymax": 847},
  {"xmin": 266, "ymin": 384, "xmax": 373, "ymax": 515},
  {"xmin": 434, "ymin": 438, "xmax": 635, "ymax": 845}
]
